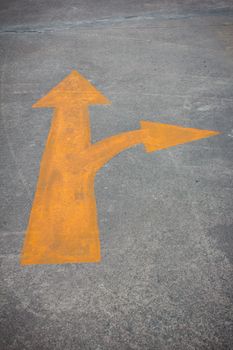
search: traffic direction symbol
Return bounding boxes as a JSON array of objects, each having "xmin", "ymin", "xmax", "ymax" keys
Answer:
[{"xmin": 20, "ymin": 70, "xmax": 219, "ymax": 265}]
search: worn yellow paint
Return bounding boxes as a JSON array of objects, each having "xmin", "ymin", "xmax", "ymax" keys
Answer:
[{"xmin": 20, "ymin": 70, "xmax": 220, "ymax": 265}]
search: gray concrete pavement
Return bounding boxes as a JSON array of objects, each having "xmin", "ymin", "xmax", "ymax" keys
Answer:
[{"xmin": 1, "ymin": 1, "xmax": 233, "ymax": 349}]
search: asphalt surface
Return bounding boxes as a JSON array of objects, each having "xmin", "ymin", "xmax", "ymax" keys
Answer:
[{"xmin": 1, "ymin": 1, "xmax": 233, "ymax": 349}]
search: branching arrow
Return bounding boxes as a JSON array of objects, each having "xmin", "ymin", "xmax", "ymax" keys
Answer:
[{"xmin": 21, "ymin": 70, "xmax": 219, "ymax": 265}]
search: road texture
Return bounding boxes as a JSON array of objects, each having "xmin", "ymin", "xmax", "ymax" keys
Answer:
[{"xmin": 0, "ymin": 1, "xmax": 233, "ymax": 349}]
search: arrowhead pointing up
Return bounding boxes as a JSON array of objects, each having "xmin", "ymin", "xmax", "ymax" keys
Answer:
[
  {"xmin": 33, "ymin": 70, "xmax": 111, "ymax": 108},
  {"xmin": 140, "ymin": 121, "xmax": 220, "ymax": 152}
]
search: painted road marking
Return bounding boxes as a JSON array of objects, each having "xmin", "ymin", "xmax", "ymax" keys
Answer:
[{"xmin": 20, "ymin": 70, "xmax": 219, "ymax": 265}]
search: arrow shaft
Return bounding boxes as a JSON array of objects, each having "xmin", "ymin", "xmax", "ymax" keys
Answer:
[
  {"xmin": 21, "ymin": 105, "xmax": 101, "ymax": 264},
  {"xmin": 52, "ymin": 106, "xmax": 91, "ymax": 153},
  {"xmin": 21, "ymin": 121, "xmax": 148, "ymax": 264},
  {"xmin": 78, "ymin": 129, "xmax": 147, "ymax": 173},
  {"xmin": 21, "ymin": 170, "xmax": 100, "ymax": 264}
]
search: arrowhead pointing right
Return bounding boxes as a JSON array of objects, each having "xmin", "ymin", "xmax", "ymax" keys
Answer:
[{"xmin": 140, "ymin": 121, "xmax": 220, "ymax": 153}]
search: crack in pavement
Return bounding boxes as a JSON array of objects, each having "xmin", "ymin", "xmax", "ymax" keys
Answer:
[{"xmin": 0, "ymin": 8, "xmax": 233, "ymax": 34}]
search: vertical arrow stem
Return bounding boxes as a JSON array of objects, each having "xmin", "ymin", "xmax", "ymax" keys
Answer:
[
  {"xmin": 21, "ymin": 102, "xmax": 103, "ymax": 264},
  {"xmin": 52, "ymin": 106, "xmax": 91, "ymax": 152}
]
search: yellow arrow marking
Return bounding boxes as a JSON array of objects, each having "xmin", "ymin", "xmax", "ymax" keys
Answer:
[{"xmin": 20, "ymin": 70, "xmax": 220, "ymax": 265}]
